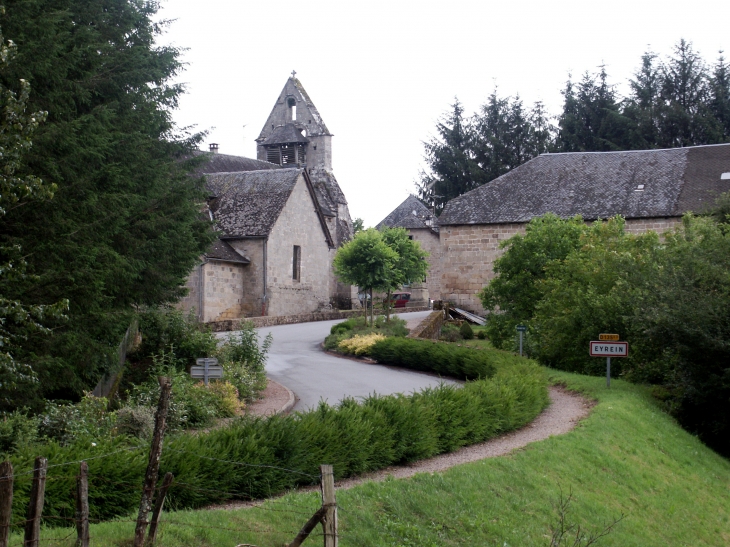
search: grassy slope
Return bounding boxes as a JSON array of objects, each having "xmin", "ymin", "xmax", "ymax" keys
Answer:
[{"xmin": 17, "ymin": 371, "xmax": 730, "ymax": 547}]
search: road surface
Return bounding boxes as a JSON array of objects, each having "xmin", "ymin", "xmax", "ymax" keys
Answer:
[{"xmin": 226, "ymin": 311, "xmax": 454, "ymax": 411}]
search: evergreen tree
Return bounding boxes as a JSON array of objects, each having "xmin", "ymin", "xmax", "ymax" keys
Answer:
[
  {"xmin": 656, "ymin": 39, "xmax": 719, "ymax": 146},
  {"xmin": 556, "ymin": 66, "xmax": 631, "ymax": 151},
  {"xmin": 709, "ymin": 52, "xmax": 730, "ymax": 141},
  {"xmin": 0, "ymin": 0, "xmax": 214, "ymax": 406},
  {"xmin": 625, "ymin": 51, "xmax": 662, "ymax": 148},
  {"xmin": 417, "ymin": 99, "xmax": 482, "ymax": 214}
]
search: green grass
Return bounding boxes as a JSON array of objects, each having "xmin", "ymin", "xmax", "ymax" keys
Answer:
[{"xmin": 11, "ymin": 371, "xmax": 730, "ymax": 546}]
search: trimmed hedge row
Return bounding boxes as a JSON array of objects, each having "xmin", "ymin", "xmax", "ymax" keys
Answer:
[
  {"xmin": 7, "ymin": 360, "xmax": 548, "ymax": 524},
  {"xmin": 370, "ymin": 336, "xmax": 526, "ymax": 380}
]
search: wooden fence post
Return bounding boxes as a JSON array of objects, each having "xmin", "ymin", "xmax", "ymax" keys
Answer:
[
  {"xmin": 76, "ymin": 461, "xmax": 89, "ymax": 547},
  {"xmin": 0, "ymin": 461, "xmax": 12, "ymax": 547},
  {"xmin": 146, "ymin": 472, "xmax": 174, "ymax": 546},
  {"xmin": 134, "ymin": 377, "xmax": 172, "ymax": 547},
  {"xmin": 24, "ymin": 457, "xmax": 48, "ymax": 547},
  {"xmin": 288, "ymin": 506, "xmax": 326, "ymax": 547},
  {"xmin": 319, "ymin": 465, "xmax": 337, "ymax": 547}
]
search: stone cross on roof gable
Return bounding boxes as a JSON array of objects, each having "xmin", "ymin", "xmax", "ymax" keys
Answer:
[{"xmin": 291, "ymin": 70, "xmax": 297, "ymax": 78}]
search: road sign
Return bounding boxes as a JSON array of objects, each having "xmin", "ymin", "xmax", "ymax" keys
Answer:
[
  {"xmin": 599, "ymin": 333, "xmax": 620, "ymax": 341},
  {"xmin": 589, "ymin": 341, "xmax": 628, "ymax": 357},
  {"xmin": 516, "ymin": 325, "xmax": 527, "ymax": 332},
  {"xmin": 192, "ymin": 357, "xmax": 222, "ymax": 385}
]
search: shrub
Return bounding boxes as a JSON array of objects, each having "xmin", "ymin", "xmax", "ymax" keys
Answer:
[
  {"xmin": 330, "ymin": 318, "xmax": 356, "ymax": 335},
  {"xmin": 338, "ymin": 333, "xmax": 386, "ymax": 356},
  {"xmin": 114, "ymin": 406, "xmax": 154, "ymax": 440},
  {"xmin": 6, "ymin": 359, "xmax": 548, "ymax": 522},
  {"xmin": 39, "ymin": 394, "xmax": 115, "ymax": 445},
  {"xmin": 207, "ymin": 381, "xmax": 243, "ymax": 417},
  {"xmin": 460, "ymin": 322, "xmax": 474, "ymax": 340},
  {"xmin": 216, "ymin": 323, "xmax": 271, "ymax": 403},
  {"xmin": 368, "ymin": 337, "xmax": 530, "ymax": 380},
  {"xmin": 221, "ymin": 360, "xmax": 267, "ymax": 403},
  {"xmin": 440, "ymin": 323, "xmax": 462, "ymax": 342},
  {"xmin": 0, "ymin": 410, "xmax": 39, "ymax": 455},
  {"xmin": 477, "ymin": 330, "xmax": 487, "ymax": 340}
]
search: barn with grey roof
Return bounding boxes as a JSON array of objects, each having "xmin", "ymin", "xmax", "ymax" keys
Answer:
[{"xmin": 379, "ymin": 143, "xmax": 730, "ymax": 314}]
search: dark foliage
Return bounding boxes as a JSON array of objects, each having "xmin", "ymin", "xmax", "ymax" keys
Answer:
[{"xmin": 0, "ymin": 0, "xmax": 214, "ymax": 408}]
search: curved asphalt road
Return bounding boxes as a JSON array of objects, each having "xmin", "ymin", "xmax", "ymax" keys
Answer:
[{"xmin": 241, "ymin": 311, "xmax": 454, "ymax": 411}]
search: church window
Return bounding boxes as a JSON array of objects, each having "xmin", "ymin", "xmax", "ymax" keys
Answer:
[{"xmin": 292, "ymin": 245, "xmax": 301, "ymax": 281}]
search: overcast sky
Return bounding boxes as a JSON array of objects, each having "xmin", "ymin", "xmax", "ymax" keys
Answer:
[{"xmin": 157, "ymin": 0, "xmax": 729, "ymax": 228}]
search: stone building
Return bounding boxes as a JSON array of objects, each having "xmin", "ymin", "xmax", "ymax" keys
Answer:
[
  {"xmin": 179, "ymin": 75, "xmax": 356, "ymax": 322},
  {"xmin": 380, "ymin": 143, "xmax": 730, "ymax": 315},
  {"xmin": 376, "ymin": 195, "xmax": 441, "ymax": 300}
]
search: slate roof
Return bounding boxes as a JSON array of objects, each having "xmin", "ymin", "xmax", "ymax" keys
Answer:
[
  {"xmin": 194, "ymin": 152, "xmax": 281, "ymax": 175},
  {"xmin": 262, "ymin": 124, "xmax": 310, "ymax": 146},
  {"xmin": 205, "ymin": 240, "xmax": 250, "ymax": 264},
  {"xmin": 439, "ymin": 144, "xmax": 730, "ymax": 226},
  {"xmin": 207, "ymin": 169, "xmax": 302, "ymax": 237},
  {"xmin": 377, "ymin": 195, "xmax": 439, "ymax": 232}
]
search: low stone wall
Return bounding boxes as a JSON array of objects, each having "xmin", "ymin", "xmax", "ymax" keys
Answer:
[
  {"xmin": 208, "ymin": 307, "xmax": 431, "ymax": 332},
  {"xmin": 407, "ymin": 310, "xmax": 445, "ymax": 340}
]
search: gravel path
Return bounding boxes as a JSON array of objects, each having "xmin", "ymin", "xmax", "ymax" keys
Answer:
[{"xmin": 210, "ymin": 385, "xmax": 593, "ymax": 510}]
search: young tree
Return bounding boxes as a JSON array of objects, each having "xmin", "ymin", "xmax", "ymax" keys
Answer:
[
  {"xmin": 479, "ymin": 214, "xmax": 586, "ymax": 349},
  {"xmin": 379, "ymin": 227, "xmax": 429, "ymax": 321},
  {"xmin": 709, "ymin": 52, "xmax": 730, "ymax": 141},
  {"xmin": 0, "ymin": 0, "xmax": 214, "ymax": 405},
  {"xmin": 333, "ymin": 229, "xmax": 398, "ymax": 326}
]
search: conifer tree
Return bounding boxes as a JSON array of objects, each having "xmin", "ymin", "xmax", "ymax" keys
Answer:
[
  {"xmin": 0, "ymin": 0, "xmax": 214, "ymax": 405},
  {"xmin": 709, "ymin": 52, "xmax": 730, "ymax": 141},
  {"xmin": 417, "ymin": 99, "xmax": 482, "ymax": 214}
]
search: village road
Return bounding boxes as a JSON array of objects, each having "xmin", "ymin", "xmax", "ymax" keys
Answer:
[{"xmin": 233, "ymin": 311, "xmax": 455, "ymax": 411}]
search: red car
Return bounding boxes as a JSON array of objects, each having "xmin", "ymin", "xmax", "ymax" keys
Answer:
[{"xmin": 390, "ymin": 292, "xmax": 411, "ymax": 308}]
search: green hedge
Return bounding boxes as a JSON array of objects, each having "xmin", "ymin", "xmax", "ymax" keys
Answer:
[
  {"xmin": 6, "ymin": 361, "xmax": 548, "ymax": 524},
  {"xmin": 369, "ymin": 336, "xmax": 526, "ymax": 380}
]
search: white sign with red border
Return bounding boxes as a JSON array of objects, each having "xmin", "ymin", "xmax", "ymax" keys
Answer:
[{"xmin": 589, "ymin": 341, "xmax": 628, "ymax": 357}]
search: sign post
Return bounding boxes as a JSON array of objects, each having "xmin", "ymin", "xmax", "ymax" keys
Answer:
[
  {"xmin": 589, "ymin": 337, "xmax": 628, "ymax": 387},
  {"xmin": 516, "ymin": 325, "xmax": 527, "ymax": 356},
  {"xmin": 192, "ymin": 357, "xmax": 222, "ymax": 386}
]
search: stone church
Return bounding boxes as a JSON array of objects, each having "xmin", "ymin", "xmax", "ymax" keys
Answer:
[
  {"xmin": 179, "ymin": 75, "xmax": 357, "ymax": 322},
  {"xmin": 379, "ymin": 143, "xmax": 730, "ymax": 315}
]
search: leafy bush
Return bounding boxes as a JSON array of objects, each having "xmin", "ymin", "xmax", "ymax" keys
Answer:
[
  {"xmin": 338, "ymin": 333, "xmax": 386, "ymax": 356},
  {"xmin": 0, "ymin": 410, "xmax": 39, "ymax": 455},
  {"xmin": 460, "ymin": 322, "xmax": 474, "ymax": 340},
  {"xmin": 477, "ymin": 330, "xmax": 487, "ymax": 340},
  {"xmin": 132, "ymin": 307, "xmax": 218, "ymax": 370},
  {"xmin": 324, "ymin": 315, "xmax": 409, "ymax": 352},
  {"xmin": 114, "ymin": 406, "xmax": 154, "ymax": 440},
  {"xmin": 330, "ymin": 318, "xmax": 356, "ymax": 335},
  {"xmin": 216, "ymin": 323, "xmax": 271, "ymax": 402},
  {"xmin": 39, "ymin": 394, "xmax": 115, "ymax": 445},
  {"xmin": 369, "ymin": 337, "xmax": 529, "ymax": 380},
  {"xmin": 6, "ymin": 359, "xmax": 548, "ymax": 522},
  {"xmin": 207, "ymin": 381, "xmax": 243, "ymax": 417},
  {"xmin": 440, "ymin": 323, "xmax": 462, "ymax": 342}
]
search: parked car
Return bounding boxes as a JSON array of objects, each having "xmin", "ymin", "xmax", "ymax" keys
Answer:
[{"xmin": 389, "ymin": 292, "xmax": 411, "ymax": 308}]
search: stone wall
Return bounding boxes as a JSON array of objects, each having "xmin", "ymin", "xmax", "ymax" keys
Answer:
[
  {"xmin": 228, "ymin": 239, "xmax": 266, "ymax": 317},
  {"xmin": 409, "ymin": 228, "xmax": 442, "ymax": 300},
  {"xmin": 208, "ymin": 306, "xmax": 431, "ymax": 332},
  {"xmin": 623, "ymin": 217, "xmax": 682, "ymax": 234},
  {"xmin": 407, "ymin": 310, "xmax": 444, "ymax": 340},
  {"xmin": 265, "ymin": 174, "xmax": 332, "ymax": 316},
  {"xmin": 178, "ymin": 261, "xmax": 248, "ymax": 322},
  {"xmin": 440, "ymin": 223, "xmax": 526, "ymax": 314},
  {"xmin": 439, "ymin": 216, "xmax": 683, "ymax": 315}
]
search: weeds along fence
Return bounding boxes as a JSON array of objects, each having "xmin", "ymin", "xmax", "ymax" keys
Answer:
[
  {"xmin": 1, "ymin": 352, "xmax": 549, "ymax": 540},
  {"xmin": 1, "ymin": 379, "xmax": 341, "ymax": 547}
]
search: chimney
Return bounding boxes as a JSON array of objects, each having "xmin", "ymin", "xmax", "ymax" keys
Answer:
[{"xmin": 209, "ymin": 143, "xmax": 219, "ymax": 154}]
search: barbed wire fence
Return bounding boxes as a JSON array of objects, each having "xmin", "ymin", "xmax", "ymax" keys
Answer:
[{"xmin": 0, "ymin": 378, "xmax": 342, "ymax": 547}]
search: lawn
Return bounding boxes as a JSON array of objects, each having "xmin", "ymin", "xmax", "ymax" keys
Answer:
[{"xmin": 12, "ymin": 371, "xmax": 730, "ymax": 547}]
